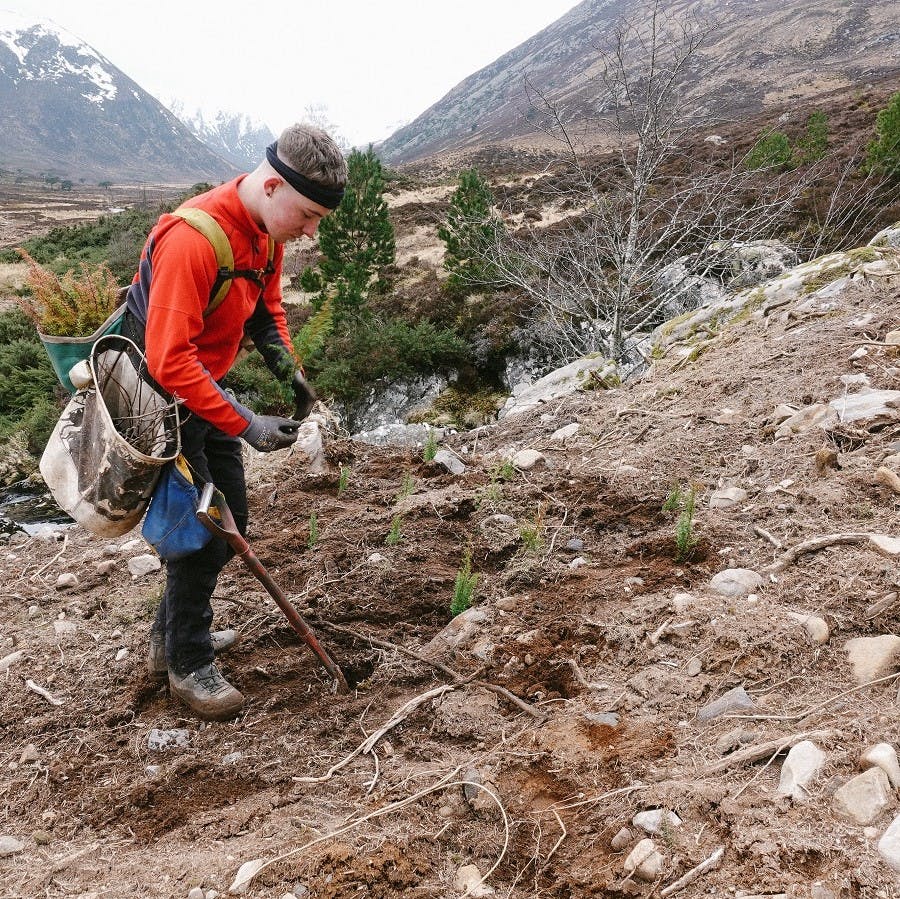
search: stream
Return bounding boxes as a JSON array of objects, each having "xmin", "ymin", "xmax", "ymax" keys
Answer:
[{"xmin": 0, "ymin": 480, "xmax": 72, "ymax": 538}]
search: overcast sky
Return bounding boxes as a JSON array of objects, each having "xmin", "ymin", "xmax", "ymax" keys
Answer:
[{"xmin": 2, "ymin": 0, "xmax": 580, "ymax": 145}]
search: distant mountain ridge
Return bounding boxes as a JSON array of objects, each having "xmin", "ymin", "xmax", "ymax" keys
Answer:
[
  {"xmin": 0, "ymin": 12, "xmax": 238, "ymax": 182},
  {"xmin": 166, "ymin": 101, "xmax": 275, "ymax": 172},
  {"xmin": 380, "ymin": 0, "xmax": 900, "ymax": 164}
]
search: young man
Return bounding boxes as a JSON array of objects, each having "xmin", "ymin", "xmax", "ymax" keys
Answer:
[{"xmin": 123, "ymin": 124, "xmax": 347, "ymax": 720}]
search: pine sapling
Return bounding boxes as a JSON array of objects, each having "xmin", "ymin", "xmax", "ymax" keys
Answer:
[
  {"xmin": 422, "ymin": 429, "xmax": 438, "ymax": 462},
  {"xmin": 385, "ymin": 515, "xmax": 404, "ymax": 546},
  {"xmin": 674, "ymin": 487, "xmax": 699, "ymax": 561},
  {"xmin": 337, "ymin": 465, "xmax": 349, "ymax": 496},
  {"xmin": 307, "ymin": 511, "xmax": 320, "ymax": 549},
  {"xmin": 451, "ymin": 554, "xmax": 478, "ymax": 617}
]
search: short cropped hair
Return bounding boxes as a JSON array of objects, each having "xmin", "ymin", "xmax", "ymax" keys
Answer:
[{"xmin": 277, "ymin": 124, "xmax": 347, "ymax": 189}]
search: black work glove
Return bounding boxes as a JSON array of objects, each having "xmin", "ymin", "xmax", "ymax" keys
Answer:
[
  {"xmin": 291, "ymin": 370, "xmax": 317, "ymax": 421},
  {"xmin": 241, "ymin": 414, "xmax": 301, "ymax": 452}
]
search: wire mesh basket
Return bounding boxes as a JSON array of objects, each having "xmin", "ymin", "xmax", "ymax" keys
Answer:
[{"xmin": 40, "ymin": 335, "xmax": 181, "ymax": 537}]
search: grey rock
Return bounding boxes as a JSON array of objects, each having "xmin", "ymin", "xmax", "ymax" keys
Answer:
[
  {"xmin": 512, "ymin": 449, "xmax": 545, "ymax": 471},
  {"xmin": 716, "ymin": 728, "xmax": 757, "ymax": 755},
  {"xmin": 709, "ymin": 568, "xmax": 763, "ymax": 597},
  {"xmin": 221, "ymin": 752, "xmax": 244, "ymax": 765},
  {"xmin": 551, "ymin": 422, "xmax": 580, "ymax": 441},
  {"xmin": 0, "ymin": 836, "xmax": 24, "ymax": 857},
  {"xmin": 623, "ymin": 838, "xmax": 664, "ymax": 882},
  {"xmin": 709, "ymin": 487, "xmax": 747, "ymax": 509},
  {"xmin": 686, "ymin": 657, "xmax": 703, "ymax": 677},
  {"xmin": 120, "ymin": 538, "xmax": 143, "ymax": 553},
  {"xmin": 860, "ymin": 743, "xmax": 900, "ymax": 789},
  {"xmin": 833, "ymin": 768, "xmax": 893, "ymax": 825},
  {"xmin": 786, "ymin": 611, "xmax": 830, "ymax": 645},
  {"xmin": 188, "ymin": 889, "xmax": 205, "ymax": 899},
  {"xmin": 462, "ymin": 768, "xmax": 483, "ymax": 802},
  {"xmin": 632, "ymin": 809, "xmax": 682, "ymax": 835},
  {"xmin": 495, "ymin": 596, "xmax": 517, "ymax": 612},
  {"xmin": 102, "ymin": 544, "xmax": 119, "ymax": 557},
  {"xmin": 432, "ymin": 449, "xmax": 465, "ymax": 475},
  {"xmin": 610, "ymin": 827, "xmax": 633, "ymax": 851},
  {"xmin": 424, "ymin": 608, "xmax": 489, "ymax": 659},
  {"xmin": 19, "ymin": 744, "xmax": 39, "ymax": 764},
  {"xmin": 585, "ymin": 712, "xmax": 620, "ymax": 728},
  {"xmin": 777, "ymin": 740, "xmax": 826, "ymax": 800},
  {"xmin": 869, "ymin": 222, "xmax": 900, "ymax": 249},
  {"xmin": 845, "ymin": 635, "xmax": 900, "ymax": 684},
  {"xmin": 565, "ymin": 538, "xmax": 584, "ymax": 553},
  {"xmin": 55, "ymin": 572, "xmax": 78, "ymax": 590},
  {"xmin": 147, "ymin": 728, "xmax": 192, "ymax": 752},
  {"xmin": 128, "ymin": 554, "xmax": 161, "ymax": 578},
  {"xmin": 878, "ymin": 813, "xmax": 900, "ymax": 872},
  {"xmin": 340, "ymin": 374, "xmax": 451, "ymax": 434},
  {"xmin": 95, "ymin": 559, "xmax": 117, "ymax": 576},
  {"xmin": 697, "ymin": 686, "xmax": 755, "ymax": 722}
]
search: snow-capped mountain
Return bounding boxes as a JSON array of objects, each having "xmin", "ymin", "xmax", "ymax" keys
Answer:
[
  {"xmin": 166, "ymin": 101, "xmax": 274, "ymax": 171},
  {"xmin": 0, "ymin": 12, "xmax": 238, "ymax": 182}
]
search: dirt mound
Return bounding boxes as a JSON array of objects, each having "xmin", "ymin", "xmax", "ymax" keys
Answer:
[{"xmin": 2, "ymin": 266, "xmax": 900, "ymax": 896}]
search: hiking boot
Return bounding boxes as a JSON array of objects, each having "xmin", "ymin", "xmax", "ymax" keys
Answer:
[
  {"xmin": 168, "ymin": 663, "xmax": 244, "ymax": 721},
  {"xmin": 147, "ymin": 629, "xmax": 239, "ymax": 678}
]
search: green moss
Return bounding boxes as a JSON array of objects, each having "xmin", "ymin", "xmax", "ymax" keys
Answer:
[
  {"xmin": 846, "ymin": 246, "xmax": 879, "ymax": 263},
  {"xmin": 659, "ymin": 308, "xmax": 699, "ymax": 338},
  {"xmin": 800, "ymin": 262, "xmax": 853, "ymax": 294},
  {"xmin": 409, "ymin": 384, "xmax": 505, "ymax": 428}
]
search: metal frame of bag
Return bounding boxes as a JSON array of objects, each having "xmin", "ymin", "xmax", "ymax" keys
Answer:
[{"xmin": 39, "ymin": 334, "xmax": 181, "ymax": 537}]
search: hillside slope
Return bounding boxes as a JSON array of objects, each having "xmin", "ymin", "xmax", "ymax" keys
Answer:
[
  {"xmin": 2, "ymin": 226, "xmax": 900, "ymax": 895},
  {"xmin": 380, "ymin": 0, "xmax": 900, "ymax": 164}
]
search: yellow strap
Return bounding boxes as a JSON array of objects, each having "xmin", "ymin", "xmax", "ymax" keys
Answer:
[{"xmin": 171, "ymin": 208, "xmax": 235, "ymax": 315}]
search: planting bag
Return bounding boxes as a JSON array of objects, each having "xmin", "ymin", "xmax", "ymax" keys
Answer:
[
  {"xmin": 39, "ymin": 306, "xmax": 125, "ymax": 394},
  {"xmin": 141, "ymin": 455, "xmax": 212, "ymax": 560},
  {"xmin": 39, "ymin": 334, "xmax": 180, "ymax": 537}
]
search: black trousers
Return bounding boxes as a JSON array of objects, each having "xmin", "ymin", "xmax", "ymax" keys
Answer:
[
  {"xmin": 153, "ymin": 413, "xmax": 248, "ymax": 676},
  {"xmin": 124, "ymin": 310, "xmax": 248, "ymax": 676}
]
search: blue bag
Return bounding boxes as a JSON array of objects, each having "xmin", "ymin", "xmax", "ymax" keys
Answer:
[{"xmin": 141, "ymin": 455, "xmax": 212, "ymax": 560}]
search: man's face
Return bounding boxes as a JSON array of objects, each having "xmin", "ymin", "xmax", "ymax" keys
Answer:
[{"xmin": 264, "ymin": 178, "xmax": 331, "ymax": 243}]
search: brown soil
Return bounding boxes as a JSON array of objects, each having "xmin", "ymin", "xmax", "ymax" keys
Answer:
[{"xmin": 3, "ymin": 261, "xmax": 900, "ymax": 897}]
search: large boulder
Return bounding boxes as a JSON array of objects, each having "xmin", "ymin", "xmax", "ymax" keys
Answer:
[{"xmin": 339, "ymin": 374, "xmax": 452, "ymax": 433}]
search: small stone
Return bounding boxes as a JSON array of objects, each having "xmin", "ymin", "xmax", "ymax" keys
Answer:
[
  {"xmin": 495, "ymin": 596, "xmax": 517, "ymax": 612},
  {"xmin": 32, "ymin": 829, "xmax": 52, "ymax": 845},
  {"xmin": 95, "ymin": 559, "xmax": 117, "ymax": 576},
  {"xmin": 145, "ymin": 765, "xmax": 160, "ymax": 778},
  {"xmin": 886, "ymin": 330, "xmax": 900, "ymax": 346},
  {"xmin": 27, "ymin": 605, "xmax": 40, "ymax": 619},
  {"xmin": 19, "ymin": 744, "xmax": 39, "ymax": 764},
  {"xmin": 860, "ymin": 743, "xmax": 900, "ymax": 789},
  {"xmin": 568, "ymin": 556, "xmax": 586, "ymax": 569},
  {"xmin": 0, "ymin": 836, "xmax": 24, "ymax": 857},
  {"xmin": 147, "ymin": 728, "xmax": 192, "ymax": 752},
  {"xmin": 785, "ymin": 612, "xmax": 830, "ymax": 645},
  {"xmin": 128, "ymin": 554, "xmax": 161, "ymax": 578},
  {"xmin": 686, "ymin": 657, "xmax": 703, "ymax": 677},
  {"xmin": 716, "ymin": 728, "xmax": 757, "ymax": 755},
  {"xmin": 367, "ymin": 552, "xmax": 387, "ymax": 564},
  {"xmin": 551, "ymin": 422, "xmax": 580, "ymax": 441},
  {"xmin": 114, "ymin": 648, "xmax": 129, "ymax": 662},
  {"xmin": 869, "ymin": 534, "xmax": 900, "ymax": 557},
  {"xmin": 833, "ymin": 768, "xmax": 893, "ymax": 825},
  {"xmin": 622, "ymin": 838, "xmax": 664, "ymax": 882},
  {"xmin": 878, "ymin": 813, "xmax": 900, "ymax": 872},
  {"xmin": 610, "ymin": 827, "xmax": 633, "ymax": 850},
  {"xmin": 188, "ymin": 889, "xmax": 205, "ymax": 899},
  {"xmin": 102, "ymin": 544, "xmax": 119, "ymax": 557},
  {"xmin": 585, "ymin": 712, "xmax": 620, "ymax": 728},
  {"xmin": 845, "ymin": 635, "xmax": 900, "ymax": 684},
  {"xmin": 120, "ymin": 538, "xmax": 142, "ymax": 553},
  {"xmin": 453, "ymin": 863, "xmax": 494, "ymax": 896},
  {"xmin": 221, "ymin": 752, "xmax": 243, "ymax": 765},
  {"xmin": 512, "ymin": 449, "xmax": 545, "ymax": 471},
  {"xmin": 565, "ymin": 538, "xmax": 584, "ymax": 553},
  {"xmin": 709, "ymin": 568, "xmax": 763, "ymax": 598},
  {"xmin": 432, "ymin": 449, "xmax": 466, "ymax": 475},
  {"xmin": 55, "ymin": 573, "xmax": 78, "ymax": 590},
  {"xmin": 709, "ymin": 487, "xmax": 748, "ymax": 508},
  {"xmin": 697, "ymin": 686, "xmax": 755, "ymax": 722},
  {"xmin": 205, "ymin": 891, "xmax": 219, "ymax": 899},
  {"xmin": 632, "ymin": 809, "xmax": 681, "ymax": 835},
  {"xmin": 438, "ymin": 804, "xmax": 455, "ymax": 818},
  {"xmin": 777, "ymin": 740, "xmax": 826, "ymax": 800},
  {"xmin": 672, "ymin": 592, "xmax": 695, "ymax": 613}
]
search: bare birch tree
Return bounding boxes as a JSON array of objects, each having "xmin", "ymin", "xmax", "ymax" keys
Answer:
[{"xmin": 472, "ymin": 2, "xmax": 834, "ymax": 364}]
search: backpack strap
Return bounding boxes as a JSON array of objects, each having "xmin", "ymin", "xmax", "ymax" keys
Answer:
[{"xmin": 171, "ymin": 208, "xmax": 276, "ymax": 318}]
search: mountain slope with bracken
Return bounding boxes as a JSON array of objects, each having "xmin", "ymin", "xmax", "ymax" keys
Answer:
[
  {"xmin": 380, "ymin": 0, "xmax": 900, "ymax": 165},
  {"xmin": 0, "ymin": 12, "xmax": 238, "ymax": 182}
]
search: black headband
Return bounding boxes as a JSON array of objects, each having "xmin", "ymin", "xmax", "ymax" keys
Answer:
[{"xmin": 265, "ymin": 142, "xmax": 345, "ymax": 209}]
